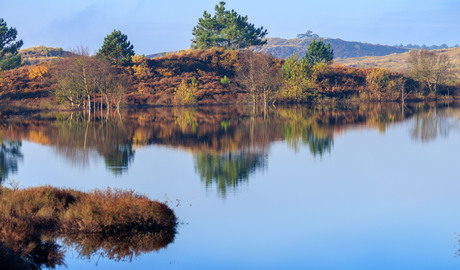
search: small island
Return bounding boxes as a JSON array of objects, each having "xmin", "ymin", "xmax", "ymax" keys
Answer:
[{"xmin": 0, "ymin": 186, "xmax": 177, "ymax": 268}]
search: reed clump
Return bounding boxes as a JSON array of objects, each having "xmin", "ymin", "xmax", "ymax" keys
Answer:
[
  {"xmin": 0, "ymin": 186, "xmax": 177, "ymax": 267},
  {"xmin": 0, "ymin": 186, "xmax": 176, "ymax": 234}
]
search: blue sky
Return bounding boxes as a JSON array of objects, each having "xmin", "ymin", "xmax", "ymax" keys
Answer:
[{"xmin": 1, "ymin": 0, "xmax": 459, "ymax": 55}]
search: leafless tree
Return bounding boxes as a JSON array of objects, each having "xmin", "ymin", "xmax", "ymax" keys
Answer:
[
  {"xmin": 53, "ymin": 55, "xmax": 127, "ymax": 117},
  {"xmin": 408, "ymin": 49, "xmax": 452, "ymax": 95},
  {"xmin": 236, "ymin": 51, "xmax": 281, "ymax": 109}
]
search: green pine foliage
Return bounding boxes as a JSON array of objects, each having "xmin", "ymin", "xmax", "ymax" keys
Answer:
[
  {"xmin": 220, "ymin": 75, "xmax": 230, "ymax": 85},
  {"xmin": 305, "ymin": 39, "xmax": 334, "ymax": 66},
  {"xmin": 0, "ymin": 18, "xmax": 23, "ymax": 70},
  {"xmin": 97, "ymin": 30, "xmax": 135, "ymax": 66},
  {"xmin": 192, "ymin": 1, "xmax": 268, "ymax": 50}
]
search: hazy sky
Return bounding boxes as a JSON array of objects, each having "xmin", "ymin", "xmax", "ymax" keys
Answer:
[{"xmin": 1, "ymin": 0, "xmax": 459, "ymax": 55}]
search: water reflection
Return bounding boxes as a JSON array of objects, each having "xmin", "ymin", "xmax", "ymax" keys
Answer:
[
  {"xmin": 0, "ymin": 185, "xmax": 176, "ymax": 268},
  {"xmin": 410, "ymin": 106, "xmax": 460, "ymax": 142},
  {"xmin": 0, "ymin": 218, "xmax": 64, "ymax": 270},
  {"xmin": 194, "ymin": 151, "xmax": 267, "ymax": 196},
  {"xmin": 0, "ymin": 140, "xmax": 23, "ymax": 182},
  {"xmin": 0, "ymin": 103, "xmax": 459, "ymax": 194},
  {"xmin": 0, "ymin": 222, "xmax": 174, "ymax": 269},
  {"xmin": 278, "ymin": 108, "xmax": 334, "ymax": 157},
  {"xmin": 53, "ymin": 114, "xmax": 135, "ymax": 175}
]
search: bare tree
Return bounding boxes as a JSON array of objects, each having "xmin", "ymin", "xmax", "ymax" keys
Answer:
[
  {"xmin": 53, "ymin": 55, "xmax": 127, "ymax": 117},
  {"xmin": 236, "ymin": 51, "xmax": 281, "ymax": 109},
  {"xmin": 408, "ymin": 49, "xmax": 452, "ymax": 95}
]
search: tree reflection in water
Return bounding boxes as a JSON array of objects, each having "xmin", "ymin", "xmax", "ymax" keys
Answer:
[
  {"xmin": 0, "ymin": 140, "xmax": 23, "ymax": 183},
  {"xmin": 0, "ymin": 221, "xmax": 174, "ymax": 269},
  {"xmin": 103, "ymin": 144, "xmax": 135, "ymax": 176},
  {"xmin": 53, "ymin": 113, "xmax": 135, "ymax": 175},
  {"xmin": 410, "ymin": 106, "xmax": 460, "ymax": 142},
  {"xmin": 0, "ymin": 103, "xmax": 459, "ymax": 194},
  {"xmin": 194, "ymin": 151, "xmax": 267, "ymax": 197}
]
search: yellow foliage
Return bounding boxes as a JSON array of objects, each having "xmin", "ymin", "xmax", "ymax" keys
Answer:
[
  {"xmin": 365, "ymin": 68, "xmax": 396, "ymax": 100},
  {"xmin": 132, "ymin": 54, "xmax": 147, "ymax": 65},
  {"xmin": 0, "ymin": 67, "xmax": 3, "ymax": 89},
  {"xmin": 173, "ymin": 79, "xmax": 197, "ymax": 105},
  {"xmin": 28, "ymin": 65, "xmax": 49, "ymax": 80},
  {"xmin": 131, "ymin": 54, "xmax": 150, "ymax": 79},
  {"xmin": 132, "ymin": 128, "xmax": 149, "ymax": 148},
  {"xmin": 174, "ymin": 109, "xmax": 198, "ymax": 133},
  {"xmin": 158, "ymin": 68, "xmax": 173, "ymax": 77},
  {"xmin": 28, "ymin": 130, "xmax": 50, "ymax": 145}
]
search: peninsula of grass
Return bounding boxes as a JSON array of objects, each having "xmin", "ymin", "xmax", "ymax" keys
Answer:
[
  {"xmin": 0, "ymin": 186, "xmax": 177, "ymax": 234},
  {"xmin": 0, "ymin": 186, "xmax": 177, "ymax": 267}
]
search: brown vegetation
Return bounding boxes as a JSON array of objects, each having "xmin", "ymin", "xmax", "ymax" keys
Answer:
[
  {"xmin": 337, "ymin": 47, "xmax": 460, "ymax": 84},
  {"xmin": 19, "ymin": 46, "xmax": 73, "ymax": 65},
  {"xmin": 0, "ymin": 48, "xmax": 459, "ymax": 110},
  {"xmin": 0, "ymin": 186, "xmax": 177, "ymax": 267}
]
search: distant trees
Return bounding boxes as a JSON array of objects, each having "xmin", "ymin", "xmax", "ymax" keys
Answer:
[
  {"xmin": 97, "ymin": 30, "xmax": 135, "ymax": 66},
  {"xmin": 0, "ymin": 18, "xmax": 23, "ymax": 70},
  {"xmin": 297, "ymin": 30, "xmax": 319, "ymax": 39},
  {"xmin": 408, "ymin": 49, "xmax": 452, "ymax": 95},
  {"xmin": 305, "ymin": 39, "xmax": 334, "ymax": 65},
  {"xmin": 398, "ymin": 43, "xmax": 457, "ymax": 50},
  {"xmin": 191, "ymin": 1, "xmax": 268, "ymax": 49}
]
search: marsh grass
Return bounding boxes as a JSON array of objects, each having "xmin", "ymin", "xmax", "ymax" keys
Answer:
[{"xmin": 0, "ymin": 186, "xmax": 177, "ymax": 268}]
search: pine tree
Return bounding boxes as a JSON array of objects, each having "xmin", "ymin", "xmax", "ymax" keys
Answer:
[
  {"xmin": 0, "ymin": 18, "xmax": 23, "ymax": 70},
  {"xmin": 192, "ymin": 2, "xmax": 267, "ymax": 50},
  {"xmin": 305, "ymin": 39, "xmax": 334, "ymax": 66},
  {"xmin": 97, "ymin": 30, "xmax": 134, "ymax": 66}
]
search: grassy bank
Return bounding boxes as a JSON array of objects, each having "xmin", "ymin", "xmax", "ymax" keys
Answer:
[
  {"xmin": 0, "ymin": 186, "xmax": 177, "ymax": 268},
  {"xmin": 0, "ymin": 48, "xmax": 458, "ymax": 110}
]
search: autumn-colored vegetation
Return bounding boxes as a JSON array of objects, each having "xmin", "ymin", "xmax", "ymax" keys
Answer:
[
  {"xmin": 0, "ymin": 47, "xmax": 459, "ymax": 110},
  {"xmin": 20, "ymin": 46, "xmax": 73, "ymax": 65},
  {"xmin": 338, "ymin": 47, "xmax": 460, "ymax": 84},
  {"xmin": 0, "ymin": 185, "xmax": 177, "ymax": 267}
]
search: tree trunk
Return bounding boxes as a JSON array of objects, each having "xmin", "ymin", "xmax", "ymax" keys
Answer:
[
  {"xmin": 87, "ymin": 94, "xmax": 91, "ymax": 120},
  {"xmin": 105, "ymin": 94, "xmax": 110, "ymax": 115}
]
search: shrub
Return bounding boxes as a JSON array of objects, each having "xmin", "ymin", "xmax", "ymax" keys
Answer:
[
  {"xmin": 365, "ymin": 68, "xmax": 395, "ymax": 100},
  {"xmin": 131, "ymin": 54, "xmax": 150, "ymax": 79},
  {"xmin": 220, "ymin": 75, "xmax": 230, "ymax": 85},
  {"xmin": 173, "ymin": 78, "xmax": 197, "ymax": 105},
  {"xmin": 28, "ymin": 65, "xmax": 49, "ymax": 80}
]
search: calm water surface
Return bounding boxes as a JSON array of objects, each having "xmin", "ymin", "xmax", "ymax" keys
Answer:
[{"xmin": 1, "ymin": 103, "xmax": 460, "ymax": 269}]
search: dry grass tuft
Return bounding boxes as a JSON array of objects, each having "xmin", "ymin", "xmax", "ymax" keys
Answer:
[{"xmin": 0, "ymin": 185, "xmax": 177, "ymax": 266}]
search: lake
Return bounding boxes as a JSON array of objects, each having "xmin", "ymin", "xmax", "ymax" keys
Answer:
[{"xmin": 1, "ymin": 103, "xmax": 460, "ymax": 269}]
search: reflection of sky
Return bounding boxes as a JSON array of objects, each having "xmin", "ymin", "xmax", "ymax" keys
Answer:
[{"xmin": 12, "ymin": 118, "xmax": 460, "ymax": 269}]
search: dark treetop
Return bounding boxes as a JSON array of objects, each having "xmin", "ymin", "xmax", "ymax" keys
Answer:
[{"xmin": 192, "ymin": 1, "xmax": 268, "ymax": 50}]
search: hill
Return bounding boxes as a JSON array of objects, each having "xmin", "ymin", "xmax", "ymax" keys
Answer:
[
  {"xmin": 336, "ymin": 47, "xmax": 460, "ymax": 82},
  {"xmin": 19, "ymin": 46, "xmax": 73, "ymax": 65},
  {"xmin": 253, "ymin": 37, "xmax": 410, "ymax": 59}
]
